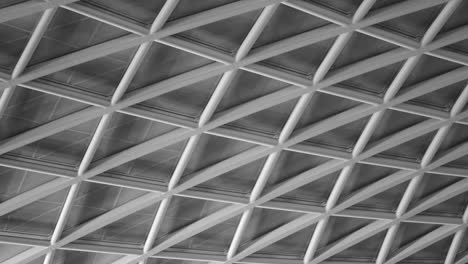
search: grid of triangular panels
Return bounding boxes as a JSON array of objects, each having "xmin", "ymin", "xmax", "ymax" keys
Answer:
[{"xmin": 1, "ymin": 0, "xmax": 468, "ymax": 263}]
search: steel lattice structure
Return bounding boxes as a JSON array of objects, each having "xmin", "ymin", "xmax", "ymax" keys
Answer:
[{"xmin": 0, "ymin": 0, "xmax": 468, "ymax": 263}]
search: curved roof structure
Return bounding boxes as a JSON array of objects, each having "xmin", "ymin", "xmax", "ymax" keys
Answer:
[{"xmin": 0, "ymin": 0, "xmax": 468, "ymax": 263}]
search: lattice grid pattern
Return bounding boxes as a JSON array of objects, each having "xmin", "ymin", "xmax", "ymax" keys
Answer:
[{"xmin": 1, "ymin": 0, "xmax": 468, "ymax": 263}]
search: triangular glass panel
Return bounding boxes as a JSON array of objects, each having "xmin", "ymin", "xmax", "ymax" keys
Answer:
[
  {"xmin": 148, "ymin": 258, "xmax": 208, "ymax": 264},
  {"xmin": 305, "ymin": 115, "xmax": 370, "ymax": 152},
  {"xmin": 378, "ymin": 130, "xmax": 436, "ymax": 163},
  {"xmin": 375, "ymin": 4, "xmax": 444, "ymax": 41},
  {"xmin": 366, "ymin": 109, "xmax": 428, "ymax": 146},
  {"xmin": 389, "ymin": 222, "xmax": 442, "ymax": 254},
  {"xmin": 338, "ymin": 61, "xmax": 404, "ymax": 97},
  {"xmin": 137, "ymin": 75, "xmax": 221, "ymax": 120},
  {"xmin": 345, "ymin": 180, "xmax": 409, "ymax": 212},
  {"xmin": 259, "ymin": 37, "xmax": 336, "ymax": 79},
  {"xmin": 0, "ymin": 244, "xmax": 37, "ymax": 263},
  {"xmin": 329, "ymin": 32, "xmax": 398, "ymax": 71},
  {"xmin": 434, "ymin": 123, "xmax": 468, "ymax": 161},
  {"xmin": 313, "ymin": 0, "xmax": 364, "ymax": 17},
  {"xmin": 52, "ymin": 249, "xmax": 124, "ymax": 264},
  {"xmin": 409, "ymin": 173, "xmax": 461, "ymax": 207},
  {"xmin": 155, "ymin": 196, "xmax": 233, "ymax": 244},
  {"xmin": 262, "ymin": 150, "xmax": 331, "ymax": 192},
  {"xmin": 29, "ymin": 8, "xmax": 130, "ymax": 65},
  {"xmin": 405, "ymin": 235, "xmax": 453, "ymax": 263},
  {"xmin": 40, "ymin": 47, "xmax": 137, "ymax": 97},
  {"xmin": 1, "ymin": 185, "xmax": 69, "ymax": 237},
  {"xmin": 91, "ymin": 113, "xmax": 178, "ymax": 164},
  {"xmin": 257, "ymin": 223, "xmax": 316, "ymax": 257},
  {"xmin": 169, "ymin": 0, "xmax": 237, "ymax": 21},
  {"xmin": 196, "ymin": 157, "xmax": 267, "ymax": 195},
  {"xmin": 294, "ymin": 92, "xmax": 362, "ymax": 132},
  {"xmin": 338, "ymin": 163, "xmax": 399, "ymax": 199},
  {"xmin": 6, "ymin": 117, "xmax": 99, "ymax": 167},
  {"xmin": 82, "ymin": 0, "xmax": 166, "ymax": 26},
  {"xmin": 406, "ymin": 80, "xmax": 466, "ymax": 112},
  {"xmin": 446, "ymin": 38, "xmax": 468, "ymax": 55},
  {"xmin": 0, "ymin": 0, "xmax": 28, "ymax": 8},
  {"xmin": 330, "ymin": 228, "xmax": 387, "ymax": 261},
  {"xmin": 222, "ymin": 98, "xmax": 297, "ymax": 138},
  {"xmin": 127, "ymin": 43, "xmax": 212, "ymax": 93},
  {"xmin": 117, "ymin": 140, "xmax": 185, "ymax": 183},
  {"xmin": 316, "ymin": 216, "xmax": 375, "ymax": 251},
  {"xmin": 175, "ymin": 10, "xmax": 261, "ymax": 55},
  {"xmin": 445, "ymin": 152, "xmax": 468, "ymax": 170},
  {"xmin": 400, "ymin": 55, "xmax": 461, "ymax": 90},
  {"xmin": 0, "ymin": 12, "xmax": 41, "ymax": 72},
  {"xmin": 438, "ymin": 0, "xmax": 468, "ymax": 35},
  {"xmin": 276, "ymin": 168, "xmax": 338, "ymax": 206},
  {"xmin": 417, "ymin": 191, "xmax": 468, "ymax": 218},
  {"xmin": 238, "ymin": 208, "xmax": 306, "ymax": 249},
  {"xmin": 1, "ymin": 86, "xmax": 89, "ymax": 142},
  {"xmin": 369, "ymin": 0, "xmax": 405, "ymax": 12},
  {"xmin": 181, "ymin": 133, "xmax": 256, "ymax": 178},
  {"xmin": 64, "ymin": 182, "xmax": 147, "ymax": 241},
  {"xmin": 253, "ymin": 5, "xmax": 330, "ymax": 48},
  {"xmin": 215, "ymin": 70, "xmax": 289, "ymax": 113},
  {"xmin": 172, "ymin": 214, "xmax": 241, "ymax": 252},
  {"xmin": 83, "ymin": 204, "xmax": 158, "ymax": 245}
]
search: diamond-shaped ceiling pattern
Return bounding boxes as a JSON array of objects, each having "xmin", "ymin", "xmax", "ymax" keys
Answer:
[{"xmin": 0, "ymin": 0, "xmax": 468, "ymax": 264}]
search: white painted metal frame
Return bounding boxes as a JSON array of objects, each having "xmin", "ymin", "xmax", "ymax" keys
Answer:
[{"xmin": 0, "ymin": 0, "xmax": 468, "ymax": 263}]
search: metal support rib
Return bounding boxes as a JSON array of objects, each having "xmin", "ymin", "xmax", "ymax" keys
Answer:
[
  {"xmin": 376, "ymin": 1, "xmax": 464, "ymax": 263},
  {"xmin": 42, "ymin": 1, "xmax": 180, "ymax": 263},
  {"xmin": 134, "ymin": 4, "xmax": 280, "ymax": 264}
]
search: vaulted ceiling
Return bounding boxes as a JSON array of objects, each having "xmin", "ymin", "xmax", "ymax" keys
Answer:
[{"xmin": 0, "ymin": 0, "xmax": 468, "ymax": 264}]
